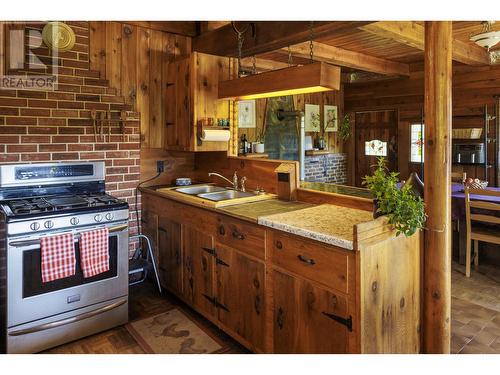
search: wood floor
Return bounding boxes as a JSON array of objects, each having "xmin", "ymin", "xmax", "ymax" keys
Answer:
[
  {"xmin": 44, "ymin": 282, "xmax": 248, "ymax": 354},
  {"xmin": 43, "ymin": 262, "xmax": 500, "ymax": 354}
]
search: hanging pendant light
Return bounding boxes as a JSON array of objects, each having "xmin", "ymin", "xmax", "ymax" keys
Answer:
[
  {"xmin": 218, "ymin": 21, "xmax": 341, "ymax": 101},
  {"xmin": 218, "ymin": 61, "xmax": 341, "ymax": 100},
  {"xmin": 470, "ymin": 21, "xmax": 500, "ymax": 50}
]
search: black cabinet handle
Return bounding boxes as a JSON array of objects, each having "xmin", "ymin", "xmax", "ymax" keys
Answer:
[
  {"xmin": 297, "ymin": 254, "xmax": 315, "ymax": 266},
  {"xmin": 232, "ymin": 230, "xmax": 245, "ymax": 240},
  {"xmin": 216, "ymin": 257, "xmax": 229, "ymax": 267},
  {"xmin": 202, "ymin": 247, "xmax": 216, "ymax": 256},
  {"xmin": 158, "ymin": 227, "xmax": 167, "ymax": 233},
  {"xmin": 277, "ymin": 307, "xmax": 284, "ymax": 330},
  {"xmin": 254, "ymin": 295, "xmax": 261, "ymax": 315},
  {"xmin": 322, "ymin": 312, "xmax": 353, "ymax": 332},
  {"xmin": 175, "ymin": 249, "xmax": 181, "ymax": 265},
  {"xmin": 218, "ymin": 225, "xmax": 225, "ymax": 235},
  {"xmin": 276, "ymin": 240, "xmax": 283, "ymax": 250},
  {"xmin": 202, "ymin": 293, "xmax": 216, "ymax": 306},
  {"xmin": 215, "ymin": 300, "xmax": 230, "ymax": 312}
]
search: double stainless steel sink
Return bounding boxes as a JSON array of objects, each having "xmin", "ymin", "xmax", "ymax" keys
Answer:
[{"xmin": 175, "ymin": 184, "xmax": 258, "ymax": 202}]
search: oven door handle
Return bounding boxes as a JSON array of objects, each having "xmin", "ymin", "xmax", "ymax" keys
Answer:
[
  {"xmin": 8, "ymin": 299, "xmax": 127, "ymax": 336},
  {"xmin": 8, "ymin": 224, "xmax": 128, "ymax": 248}
]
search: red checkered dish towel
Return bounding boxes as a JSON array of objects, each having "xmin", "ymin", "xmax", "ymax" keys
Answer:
[
  {"xmin": 41, "ymin": 233, "xmax": 76, "ymax": 283},
  {"xmin": 79, "ymin": 227, "xmax": 110, "ymax": 278}
]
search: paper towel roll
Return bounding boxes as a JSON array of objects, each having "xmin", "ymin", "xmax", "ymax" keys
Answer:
[{"xmin": 200, "ymin": 129, "xmax": 230, "ymax": 142}]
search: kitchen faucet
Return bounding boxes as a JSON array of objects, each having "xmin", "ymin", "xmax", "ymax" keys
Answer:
[{"xmin": 208, "ymin": 171, "xmax": 246, "ymax": 191}]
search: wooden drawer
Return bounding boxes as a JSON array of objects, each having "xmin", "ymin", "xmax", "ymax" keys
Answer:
[
  {"xmin": 269, "ymin": 230, "xmax": 350, "ymax": 294},
  {"xmin": 214, "ymin": 215, "xmax": 265, "ymax": 260}
]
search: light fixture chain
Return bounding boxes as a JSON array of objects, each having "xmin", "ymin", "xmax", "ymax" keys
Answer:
[
  {"xmin": 232, "ymin": 22, "xmax": 251, "ymax": 78},
  {"xmin": 288, "ymin": 45, "xmax": 293, "ymax": 66},
  {"xmin": 237, "ymin": 32, "xmax": 244, "ymax": 77},
  {"xmin": 309, "ymin": 21, "xmax": 314, "ymax": 63}
]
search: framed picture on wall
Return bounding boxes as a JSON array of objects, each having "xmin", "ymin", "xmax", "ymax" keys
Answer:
[
  {"xmin": 324, "ymin": 105, "xmax": 338, "ymax": 132},
  {"xmin": 305, "ymin": 104, "xmax": 320, "ymax": 132},
  {"xmin": 238, "ymin": 100, "xmax": 256, "ymax": 128}
]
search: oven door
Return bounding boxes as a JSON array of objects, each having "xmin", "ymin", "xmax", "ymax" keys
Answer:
[{"xmin": 7, "ymin": 222, "xmax": 129, "ymax": 327}]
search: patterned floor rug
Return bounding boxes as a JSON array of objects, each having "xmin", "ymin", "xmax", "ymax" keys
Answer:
[{"xmin": 126, "ymin": 309, "xmax": 223, "ymax": 354}]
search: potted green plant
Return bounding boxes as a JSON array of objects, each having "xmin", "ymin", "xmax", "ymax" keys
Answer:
[
  {"xmin": 362, "ymin": 157, "xmax": 426, "ymax": 237},
  {"xmin": 252, "ymin": 127, "xmax": 266, "ymax": 153},
  {"xmin": 339, "ymin": 113, "xmax": 351, "ymax": 141}
]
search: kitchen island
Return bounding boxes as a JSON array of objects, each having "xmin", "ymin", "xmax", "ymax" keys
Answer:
[{"xmin": 140, "ymin": 185, "xmax": 422, "ymax": 353}]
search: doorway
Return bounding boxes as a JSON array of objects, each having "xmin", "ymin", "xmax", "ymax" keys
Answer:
[{"xmin": 354, "ymin": 110, "xmax": 398, "ymax": 187}]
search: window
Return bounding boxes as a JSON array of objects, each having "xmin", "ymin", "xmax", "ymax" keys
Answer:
[
  {"xmin": 410, "ymin": 124, "xmax": 424, "ymax": 163},
  {"xmin": 365, "ymin": 139, "xmax": 387, "ymax": 156}
]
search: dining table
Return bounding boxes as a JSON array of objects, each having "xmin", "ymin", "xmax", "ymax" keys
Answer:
[{"xmin": 451, "ymin": 183, "xmax": 500, "ymax": 264}]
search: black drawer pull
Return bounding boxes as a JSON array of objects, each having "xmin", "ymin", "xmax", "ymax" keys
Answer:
[
  {"xmin": 277, "ymin": 307, "xmax": 284, "ymax": 330},
  {"xmin": 232, "ymin": 230, "xmax": 245, "ymax": 240},
  {"xmin": 297, "ymin": 254, "xmax": 315, "ymax": 265},
  {"xmin": 275, "ymin": 240, "xmax": 283, "ymax": 249},
  {"xmin": 322, "ymin": 312, "xmax": 353, "ymax": 332}
]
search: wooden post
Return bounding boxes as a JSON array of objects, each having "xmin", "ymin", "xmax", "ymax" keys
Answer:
[{"xmin": 423, "ymin": 21, "xmax": 452, "ymax": 354}]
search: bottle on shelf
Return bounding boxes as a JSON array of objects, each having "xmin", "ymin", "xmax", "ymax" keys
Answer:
[{"xmin": 240, "ymin": 134, "xmax": 248, "ymax": 155}]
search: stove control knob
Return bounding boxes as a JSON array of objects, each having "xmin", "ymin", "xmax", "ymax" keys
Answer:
[
  {"xmin": 70, "ymin": 217, "xmax": 79, "ymax": 226},
  {"xmin": 94, "ymin": 214, "xmax": 103, "ymax": 222},
  {"xmin": 30, "ymin": 222, "xmax": 40, "ymax": 231},
  {"xmin": 44, "ymin": 220, "xmax": 54, "ymax": 229},
  {"xmin": 105, "ymin": 213, "xmax": 114, "ymax": 221}
]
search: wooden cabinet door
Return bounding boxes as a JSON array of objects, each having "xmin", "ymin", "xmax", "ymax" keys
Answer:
[
  {"xmin": 273, "ymin": 270, "xmax": 349, "ymax": 353},
  {"xmin": 215, "ymin": 243, "xmax": 266, "ymax": 352},
  {"xmin": 164, "ymin": 56, "xmax": 191, "ymax": 151},
  {"xmin": 158, "ymin": 217, "xmax": 183, "ymax": 296},
  {"xmin": 183, "ymin": 226, "xmax": 216, "ymax": 319}
]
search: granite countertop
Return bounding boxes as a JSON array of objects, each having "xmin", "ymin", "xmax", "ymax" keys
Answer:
[
  {"xmin": 258, "ymin": 204, "xmax": 374, "ymax": 250},
  {"xmin": 140, "ymin": 185, "xmax": 313, "ymax": 223},
  {"xmin": 300, "ymin": 181, "xmax": 374, "ymax": 200},
  {"xmin": 217, "ymin": 199, "xmax": 314, "ymax": 222}
]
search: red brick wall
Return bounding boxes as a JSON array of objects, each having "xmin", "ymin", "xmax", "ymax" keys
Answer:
[{"xmin": 0, "ymin": 21, "xmax": 141, "ymax": 252}]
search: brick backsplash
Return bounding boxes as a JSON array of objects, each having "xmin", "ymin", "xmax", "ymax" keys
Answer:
[
  {"xmin": 304, "ymin": 153, "xmax": 348, "ymax": 184},
  {"xmin": 0, "ymin": 21, "xmax": 141, "ymax": 255}
]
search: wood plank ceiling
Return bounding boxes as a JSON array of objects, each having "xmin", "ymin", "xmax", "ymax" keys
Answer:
[{"xmin": 198, "ymin": 21, "xmax": 500, "ymax": 80}]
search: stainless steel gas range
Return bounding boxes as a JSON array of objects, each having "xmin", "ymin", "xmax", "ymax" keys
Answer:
[{"xmin": 0, "ymin": 162, "xmax": 129, "ymax": 354}]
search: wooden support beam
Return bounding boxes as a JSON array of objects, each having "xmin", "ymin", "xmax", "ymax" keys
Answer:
[
  {"xmin": 119, "ymin": 21, "xmax": 198, "ymax": 37},
  {"xmin": 423, "ymin": 21, "xmax": 452, "ymax": 354},
  {"xmin": 361, "ymin": 21, "xmax": 490, "ymax": 65},
  {"xmin": 279, "ymin": 41, "xmax": 410, "ymax": 77},
  {"xmin": 239, "ymin": 57, "xmax": 289, "ymax": 73},
  {"xmin": 193, "ymin": 21, "xmax": 372, "ymax": 57}
]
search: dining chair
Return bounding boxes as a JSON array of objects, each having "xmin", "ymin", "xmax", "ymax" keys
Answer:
[
  {"xmin": 450, "ymin": 172, "xmax": 466, "ymax": 233},
  {"xmin": 464, "ymin": 187, "xmax": 500, "ymax": 277}
]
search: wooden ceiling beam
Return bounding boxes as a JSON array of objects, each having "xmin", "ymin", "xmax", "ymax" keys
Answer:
[
  {"xmin": 278, "ymin": 41, "xmax": 410, "ymax": 77},
  {"xmin": 120, "ymin": 21, "xmax": 198, "ymax": 36},
  {"xmin": 360, "ymin": 21, "xmax": 490, "ymax": 65},
  {"xmin": 193, "ymin": 21, "xmax": 373, "ymax": 57},
  {"xmin": 239, "ymin": 57, "xmax": 289, "ymax": 73}
]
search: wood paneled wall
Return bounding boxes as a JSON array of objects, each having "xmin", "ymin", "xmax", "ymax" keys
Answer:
[
  {"xmin": 88, "ymin": 21, "xmax": 192, "ymax": 149},
  {"xmin": 88, "ymin": 21, "xmax": 194, "ymax": 182},
  {"xmin": 237, "ymin": 87, "xmax": 344, "ymax": 154},
  {"xmin": 344, "ymin": 63, "xmax": 500, "ymax": 186}
]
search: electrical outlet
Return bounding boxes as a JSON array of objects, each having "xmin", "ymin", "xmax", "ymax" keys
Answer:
[{"xmin": 156, "ymin": 160, "xmax": 165, "ymax": 173}]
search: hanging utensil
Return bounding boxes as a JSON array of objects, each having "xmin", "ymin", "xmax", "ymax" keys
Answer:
[{"xmin": 90, "ymin": 109, "xmax": 98, "ymax": 143}]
